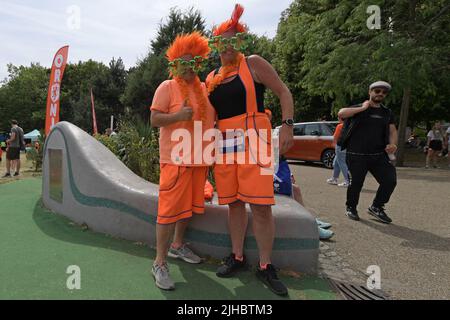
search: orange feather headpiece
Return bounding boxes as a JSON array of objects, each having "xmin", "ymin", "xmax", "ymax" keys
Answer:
[
  {"xmin": 212, "ymin": 4, "xmax": 248, "ymax": 36},
  {"xmin": 207, "ymin": 4, "xmax": 248, "ymax": 94}
]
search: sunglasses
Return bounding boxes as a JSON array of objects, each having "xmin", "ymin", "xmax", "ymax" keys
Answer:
[
  {"xmin": 168, "ymin": 56, "xmax": 207, "ymax": 76},
  {"xmin": 208, "ymin": 33, "xmax": 250, "ymax": 53},
  {"xmin": 373, "ymin": 89, "xmax": 388, "ymax": 95}
]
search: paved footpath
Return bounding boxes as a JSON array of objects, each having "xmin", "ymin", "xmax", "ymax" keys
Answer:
[{"xmin": 290, "ymin": 162, "xmax": 450, "ymax": 300}]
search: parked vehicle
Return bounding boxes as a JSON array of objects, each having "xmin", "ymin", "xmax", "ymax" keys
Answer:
[{"xmin": 275, "ymin": 121, "xmax": 338, "ymax": 169}]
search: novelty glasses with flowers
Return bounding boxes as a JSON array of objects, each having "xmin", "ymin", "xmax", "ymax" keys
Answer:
[
  {"xmin": 168, "ymin": 56, "xmax": 207, "ymax": 76},
  {"xmin": 208, "ymin": 32, "xmax": 251, "ymax": 53}
]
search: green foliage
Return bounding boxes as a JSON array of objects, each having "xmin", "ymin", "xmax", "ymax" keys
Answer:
[
  {"xmin": 61, "ymin": 58, "xmax": 127, "ymax": 134},
  {"xmin": 94, "ymin": 133, "xmax": 120, "ymax": 156},
  {"xmin": 121, "ymin": 53, "xmax": 166, "ymax": 120},
  {"xmin": 95, "ymin": 117, "xmax": 160, "ymax": 184},
  {"xmin": 25, "ymin": 131, "xmax": 45, "ymax": 172},
  {"xmin": 151, "ymin": 7, "xmax": 207, "ymax": 55},
  {"xmin": 122, "ymin": 7, "xmax": 208, "ymax": 121},
  {"xmin": 0, "ymin": 63, "xmax": 49, "ymax": 133},
  {"xmin": 0, "ymin": 58, "xmax": 127, "ymax": 135},
  {"xmin": 271, "ymin": 4, "xmax": 333, "ymax": 123},
  {"xmin": 2, "ymin": 1, "xmax": 448, "ymax": 169},
  {"xmin": 274, "ymin": 0, "xmax": 450, "ymax": 165},
  {"xmin": 276, "ymin": 0, "xmax": 450, "ymax": 120}
]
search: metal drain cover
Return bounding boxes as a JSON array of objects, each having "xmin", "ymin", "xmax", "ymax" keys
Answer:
[{"xmin": 327, "ymin": 278, "xmax": 390, "ymax": 300}]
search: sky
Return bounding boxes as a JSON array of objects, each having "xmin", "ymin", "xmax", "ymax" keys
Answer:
[{"xmin": 0, "ymin": 0, "xmax": 292, "ymax": 81}]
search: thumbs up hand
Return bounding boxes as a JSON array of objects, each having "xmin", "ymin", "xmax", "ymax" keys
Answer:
[{"xmin": 176, "ymin": 100, "xmax": 194, "ymax": 121}]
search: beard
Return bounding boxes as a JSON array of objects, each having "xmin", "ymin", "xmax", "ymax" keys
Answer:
[{"xmin": 372, "ymin": 96, "xmax": 384, "ymax": 103}]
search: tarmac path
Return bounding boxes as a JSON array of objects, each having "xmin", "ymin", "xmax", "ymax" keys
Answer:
[{"xmin": 291, "ymin": 161, "xmax": 450, "ymax": 300}]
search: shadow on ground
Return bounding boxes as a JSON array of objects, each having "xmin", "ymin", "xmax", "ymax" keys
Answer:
[
  {"xmin": 361, "ymin": 188, "xmax": 377, "ymax": 194},
  {"xmin": 32, "ymin": 199, "xmax": 335, "ymax": 300},
  {"xmin": 360, "ymin": 219, "xmax": 450, "ymax": 252},
  {"xmin": 396, "ymin": 169, "xmax": 450, "ymax": 183}
]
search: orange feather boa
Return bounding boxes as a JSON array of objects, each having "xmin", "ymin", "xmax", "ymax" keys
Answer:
[
  {"xmin": 207, "ymin": 53, "xmax": 245, "ymax": 94},
  {"xmin": 174, "ymin": 76, "xmax": 208, "ymax": 122}
]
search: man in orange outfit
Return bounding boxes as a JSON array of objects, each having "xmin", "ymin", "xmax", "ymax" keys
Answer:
[
  {"xmin": 150, "ymin": 32, "xmax": 215, "ymax": 290},
  {"xmin": 206, "ymin": 4, "xmax": 294, "ymax": 296}
]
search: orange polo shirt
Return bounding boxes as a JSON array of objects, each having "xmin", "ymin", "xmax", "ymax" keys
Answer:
[{"xmin": 150, "ymin": 79, "xmax": 216, "ymax": 166}]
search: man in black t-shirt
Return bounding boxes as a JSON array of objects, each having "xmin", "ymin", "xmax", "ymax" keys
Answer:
[
  {"xmin": 337, "ymin": 81, "xmax": 398, "ymax": 224},
  {"xmin": 3, "ymin": 120, "xmax": 24, "ymax": 178}
]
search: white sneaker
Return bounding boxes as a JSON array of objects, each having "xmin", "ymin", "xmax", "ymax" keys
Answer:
[
  {"xmin": 326, "ymin": 178, "xmax": 338, "ymax": 185},
  {"xmin": 168, "ymin": 244, "xmax": 202, "ymax": 264},
  {"xmin": 338, "ymin": 181, "xmax": 350, "ymax": 187},
  {"xmin": 152, "ymin": 262, "xmax": 175, "ymax": 290}
]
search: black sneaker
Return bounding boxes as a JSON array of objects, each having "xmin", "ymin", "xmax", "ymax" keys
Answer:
[
  {"xmin": 368, "ymin": 206, "xmax": 392, "ymax": 224},
  {"xmin": 2, "ymin": 173, "xmax": 11, "ymax": 178},
  {"xmin": 345, "ymin": 206, "xmax": 360, "ymax": 221},
  {"xmin": 13, "ymin": 172, "xmax": 20, "ymax": 177},
  {"xmin": 216, "ymin": 254, "xmax": 247, "ymax": 278},
  {"xmin": 256, "ymin": 264, "xmax": 288, "ymax": 297}
]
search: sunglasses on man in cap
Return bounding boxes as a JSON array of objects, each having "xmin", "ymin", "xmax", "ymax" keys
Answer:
[{"xmin": 372, "ymin": 88, "xmax": 389, "ymax": 95}]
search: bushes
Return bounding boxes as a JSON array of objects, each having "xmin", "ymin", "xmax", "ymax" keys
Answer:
[
  {"xmin": 95, "ymin": 118, "xmax": 160, "ymax": 184},
  {"xmin": 26, "ymin": 131, "xmax": 45, "ymax": 172}
]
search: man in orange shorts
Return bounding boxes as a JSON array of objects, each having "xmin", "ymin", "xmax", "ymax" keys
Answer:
[
  {"xmin": 150, "ymin": 32, "xmax": 215, "ymax": 290},
  {"xmin": 206, "ymin": 4, "xmax": 294, "ymax": 296}
]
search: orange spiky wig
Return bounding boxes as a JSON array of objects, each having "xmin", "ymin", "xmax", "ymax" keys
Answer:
[
  {"xmin": 212, "ymin": 4, "xmax": 248, "ymax": 36},
  {"xmin": 166, "ymin": 31, "xmax": 210, "ymax": 62},
  {"xmin": 166, "ymin": 32, "xmax": 211, "ymax": 122}
]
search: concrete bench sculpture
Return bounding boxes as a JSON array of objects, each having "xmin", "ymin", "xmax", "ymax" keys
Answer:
[{"xmin": 42, "ymin": 122, "xmax": 319, "ymax": 273}]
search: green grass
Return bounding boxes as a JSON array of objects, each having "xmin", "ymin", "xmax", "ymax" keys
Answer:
[{"xmin": 0, "ymin": 178, "xmax": 337, "ymax": 300}]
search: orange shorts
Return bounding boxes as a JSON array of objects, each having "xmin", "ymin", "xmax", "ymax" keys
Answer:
[
  {"xmin": 214, "ymin": 163, "xmax": 275, "ymax": 206},
  {"xmin": 157, "ymin": 164, "xmax": 209, "ymax": 225}
]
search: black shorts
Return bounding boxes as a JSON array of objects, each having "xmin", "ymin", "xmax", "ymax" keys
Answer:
[
  {"xmin": 429, "ymin": 140, "xmax": 442, "ymax": 151},
  {"xmin": 6, "ymin": 147, "xmax": 20, "ymax": 160}
]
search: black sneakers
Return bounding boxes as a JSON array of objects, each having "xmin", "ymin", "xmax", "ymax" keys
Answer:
[
  {"xmin": 216, "ymin": 253, "xmax": 247, "ymax": 278},
  {"xmin": 217, "ymin": 254, "xmax": 288, "ymax": 297},
  {"xmin": 345, "ymin": 206, "xmax": 360, "ymax": 221},
  {"xmin": 2, "ymin": 173, "xmax": 11, "ymax": 178},
  {"xmin": 256, "ymin": 264, "xmax": 288, "ymax": 297},
  {"xmin": 368, "ymin": 205, "xmax": 392, "ymax": 224},
  {"xmin": 13, "ymin": 172, "xmax": 19, "ymax": 177}
]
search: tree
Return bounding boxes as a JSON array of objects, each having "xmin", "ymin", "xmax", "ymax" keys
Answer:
[
  {"xmin": 122, "ymin": 7, "xmax": 208, "ymax": 120},
  {"xmin": 105, "ymin": 57, "xmax": 128, "ymax": 118},
  {"xmin": 276, "ymin": 0, "xmax": 450, "ymax": 165},
  {"xmin": 58, "ymin": 58, "xmax": 127, "ymax": 134},
  {"xmin": 0, "ymin": 63, "xmax": 49, "ymax": 133},
  {"xmin": 151, "ymin": 7, "xmax": 207, "ymax": 55},
  {"xmin": 268, "ymin": 4, "xmax": 332, "ymax": 125}
]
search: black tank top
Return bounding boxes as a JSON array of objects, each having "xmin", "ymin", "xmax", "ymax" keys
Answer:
[{"xmin": 208, "ymin": 74, "xmax": 266, "ymax": 120}]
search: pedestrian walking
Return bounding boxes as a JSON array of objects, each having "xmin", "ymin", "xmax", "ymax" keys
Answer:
[{"xmin": 337, "ymin": 81, "xmax": 398, "ymax": 224}]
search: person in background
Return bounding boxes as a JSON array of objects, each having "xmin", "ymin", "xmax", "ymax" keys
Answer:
[
  {"xmin": 105, "ymin": 128, "xmax": 112, "ymax": 136},
  {"xmin": 105, "ymin": 128, "xmax": 117, "ymax": 137},
  {"xmin": 327, "ymin": 117, "xmax": 350, "ymax": 187},
  {"xmin": 3, "ymin": 120, "xmax": 24, "ymax": 178},
  {"xmin": 290, "ymin": 171, "xmax": 334, "ymax": 240},
  {"xmin": 446, "ymin": 126, "xmax": 450, "ymax": 168},
  {"xmin": 338, "ymin": 81, "xmax": 398, "ymax": 224},
  {"xmin": 425, "ymin": 122, "xmax": 444, "ymax": 169},
  {"xmin": 269, "ymin": 109, "xmax": 334, "ymax": 240}
]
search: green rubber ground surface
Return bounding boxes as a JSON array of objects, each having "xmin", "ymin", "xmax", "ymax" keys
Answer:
[{"xmin": 0, "ymin": 178, "xmax": 337, "ymax": 300}]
